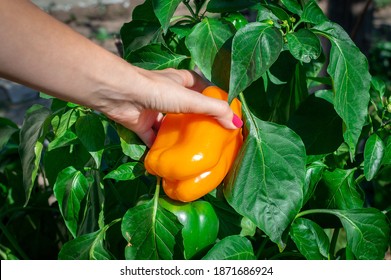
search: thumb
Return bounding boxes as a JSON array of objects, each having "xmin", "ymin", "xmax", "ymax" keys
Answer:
[{"xmin": 136, "ymin": 128, "xmax": 156, "ymax": 148}]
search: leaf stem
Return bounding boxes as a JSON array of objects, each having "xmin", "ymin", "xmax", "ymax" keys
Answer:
[
  {"xmin": 329, "ymin": 228, "xmax": 340, "ymax": 259},
  {"xmin": 152, "ymin": 176, "xmax": 161, "ymax": 225},
  {"xmin": 295, "ymin": 208, "xmax": 336, "ymax": 219},
  {"xmin": 292, "ymin": 19, "xmax": 303, "ymax": 32},
  {"xmin": 355, "ymin": 173, "xmax": 366, "ymax": 185},
  {"xmin": 182, "ymin": 0, "xmax": 197, "ymax": 19},
  {"xmin": 238, "ymin": 92, "xmax": 252, "ymax": 122},
  {"xmin": 255, "ymin": 236, "xmax": 269, "ymax": 259},
  {"xmin": 105, "ymin": 217, "xmax": 122, "ymax": 230}
]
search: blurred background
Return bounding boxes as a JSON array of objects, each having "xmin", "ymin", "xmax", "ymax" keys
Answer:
[{"xmin": 1, "ymin": 0, "xmax": 391, "ymax": 125}]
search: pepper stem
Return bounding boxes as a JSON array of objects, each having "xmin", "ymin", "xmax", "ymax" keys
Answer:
[
  {"xmin": 154, "ymin": 177, "xmax": 161, "ymax": 202},
  {"xmin": 152, "ymin": 176, "xmax": 161, "ymax": 226}
]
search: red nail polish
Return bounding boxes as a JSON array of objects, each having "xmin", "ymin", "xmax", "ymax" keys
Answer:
[{"xmin": 232, "ymin": 114, "xmax": 243, "ymax": 128}]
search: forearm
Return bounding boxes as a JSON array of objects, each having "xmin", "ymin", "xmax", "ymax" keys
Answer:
[
  {"xmin": 0, "ymin": 0, "xmax": 239, "ymax": 145},
  {"xmin": 0, "ymin": 0, "xmax": 141, "ymax": 110}
]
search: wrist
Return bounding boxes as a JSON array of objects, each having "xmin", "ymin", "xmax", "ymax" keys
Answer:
[{"xmin": 88, "ymin": 61, "xmax": 146, "ymax": 119}]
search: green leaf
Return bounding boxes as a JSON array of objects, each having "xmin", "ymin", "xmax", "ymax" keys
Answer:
[
  {"xmin": 257, "ymin": 6, "xmax": 280, "ymax": 23},
  {"xmin": 0, "ymin": 244, "xmax": 19, "ymax": 260},
  {"xmin": 364, "ymin": 134, "xmax": 385, "ymax": 180},
  {"xmin": 75, "ymin": 114, "xmax": 105, "ymax": 152},
  {"xmin": 121, "ymin": 197, "xmax": 182, "ymax": 260},
  {"xmin": 370, "ymin": 76, "xmax": 386, "ymax": 100},
  {"xmin": 53, "ymin": 166, "xmax": 89, "ymax": 238},
  {"xmin": 126, "ymin": 44, "xmax": 187, "ymax": 70},
  {"xmin": 104, "ymin": 162, "xmax": 145, "ymax": 181},
  {"xmin": 43, "ymin": 144, "xmax": 91, "ymax": 186},
  {"xmin": 332, "ymin": 208, "xmax": 390, "ymax": 260},
  {"xmin": 224, "ymin": 104, "xmax": 306, "ymax": 248},
  {"xmin": 58, "ymin": 229, "xmax": 114, "ymax": 260},
  {"xmin": 152, "ymin": 0, "xmax": 182, "ymax": 33},
  {"xmin": 313, "ymin": 22, "xmax": 371, "ymax": 157},
  {"xmin": 304, "ymin": 161, "xmax": 327, "ymax": 205},
  {"xmin": 51, "ymin": 108, "xmax": 79, "ymax": 137},
  {"xmin": 132, "ymin": 0, "xmax": 158, "ymax": 22},
  {"xmin": 120, "ymin": 20, "xmax": 163, "ymax": 57},
  {"xmin": 229, "ymin": 22, "xmax": 283, "ymax": 102},
  {"xmin": 117, "ymin": 125, "xmax": 146, "ymax": 160},
  {"xmin": 240, "ymin": 216, "xmax": 257, "ymax": 237},
  {"xmin": 47, "ymin": 129, "xmax": 78, "ymax": 151},
  {"xmin": 319, "ymin": 168, "xmax": 364, "ymax": 210},
  {"xmin": 77, "ymin": 170, "xmax": 105, "ymax": 236},
  {"xmin": 315, "ymin": 89, "xmax": 334, "ymax": 104},
  {"xmin": 170, "ymin": 24, "xmax": 194, "ymax": 39},
  {"xmin": 19, "ymin": 105, "xmax": 51, "ymax": 205},
  {"xmin": 0, "ymin": 117, "xmax": 18, "ymax": 150},
  {"xmin": 207, "ymin": 0, "xmax": 258, "ymax": 13},
  {"xmin": 286, "ymin": 29, "xmax": 321, "ymax": 63},
  {"xmin": 264, "ymin": 3, "xmax": 290, "ymax": 21},
  {"xmin": 280, "ymin": 0, "xmax": 302, "ymax": 15},
  {"xmin": 211, "ymin": 37, "xmax": 233, "ymax": 92},
  {"xmin": 301, "ymin": 0, "xmax": 328, "ymax": 25},
  {"xmin": 382, "ymin": 136, "xmax": 391, "ymax": 165},
  {"xmin": 186, "ymin": 18, "xmax": 234, "ymax": 81},
  {"xmin": 202, "ymin": 235, "xmax": 255, "ymax": 260},
  {"xmin": 74, "ymin": 114, "xmax": 105, "ymax": 167},
  {"xmin": 290, "ymin": 218, "xmax": 330, "ymax": 260}
]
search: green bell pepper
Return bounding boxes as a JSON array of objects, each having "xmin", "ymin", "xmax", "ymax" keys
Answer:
[{"xmin": 159, "ymin": 197, "xmax": 219, "ymax": 259}]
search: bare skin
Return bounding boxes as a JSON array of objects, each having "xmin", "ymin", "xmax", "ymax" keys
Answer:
[{"xmin": 0, "ymin": 0, "xmax": 241, "ymax": 147}]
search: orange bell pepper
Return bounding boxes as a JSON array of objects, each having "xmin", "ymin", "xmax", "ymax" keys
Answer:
[{"xmin": 144, "ymin": 86, "xmax": 243, "ymax": 202}]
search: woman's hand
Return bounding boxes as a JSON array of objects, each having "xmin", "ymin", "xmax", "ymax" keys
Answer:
[{"xmin": 96, "ymin": 68, "xmax": 242, "ymax": 147}]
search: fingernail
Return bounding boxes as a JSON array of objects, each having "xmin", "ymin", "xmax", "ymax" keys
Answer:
[{"xmin": 232, "ymin": 114, "xmax": 243, "ymax": 128}]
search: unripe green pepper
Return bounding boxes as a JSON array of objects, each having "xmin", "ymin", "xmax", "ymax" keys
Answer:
[{"xmin": 159, "ymin": 196, "xmax": 219, "ymax": 259}]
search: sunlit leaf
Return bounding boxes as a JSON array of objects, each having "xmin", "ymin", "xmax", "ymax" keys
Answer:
[
  {"xmin": 121, "ymin": 197, "xmax": 182, "ymax": 260},
  {"xmin": 229, "ymin": 22, "xmax": 283, "ymax": 102},
  {"xmin": 301, "ymin": 0, "xmax": 328, "ymax": 25},
  {"xmin": 152, "ymin": 0, "xmax": 182, "ymax": 33},
  {"xmin": 186, "ymin": 18, "xmax": 234, "ymax": 81},
  {"xmin": 364, "ymin": 134, "xmax": 385, "ymax": 180},
  {"xmin": 224, "ymin": 103, "xmax": 306, "ymax": 248},
  {"xmin": 104, "ymin": 162, "xmax": 145, "ymax": 181},
  {"xmin": 53, "ymin": 166, "xmax": 89, "ymax": 237},
  {"xmin": 19, "ymin": 105, "xmax": 51, "ymax": 205},
  {"xmin": 333, "ymin": 208, "xmax": 390, "ymax": 260},
  {"xmin": 126, "ymin": 44, "xmax": 187, "ymax": 70},
  {"xmin": 313, "ymin": 22, "xmax": 371, "ymax": 157},
  {"xmin": 117, "ymin": 125, "xmax": 146, "ymax": 160}
]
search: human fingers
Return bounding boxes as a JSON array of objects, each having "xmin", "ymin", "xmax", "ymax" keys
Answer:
[{"xmin": 149, "ymin": 69, "xmax": 242, "ymax": 129}]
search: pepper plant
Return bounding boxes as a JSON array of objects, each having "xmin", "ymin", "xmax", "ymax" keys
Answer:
[{"xmin": 1, "ymin": 0, "xmax": 391, "ymax": 260}]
